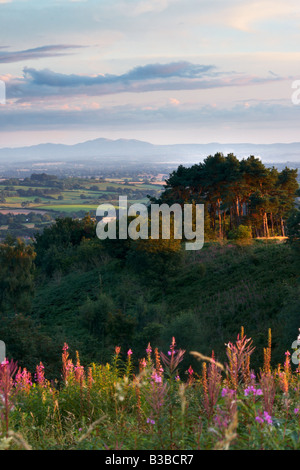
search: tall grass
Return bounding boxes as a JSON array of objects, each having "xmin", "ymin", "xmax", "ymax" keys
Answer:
[{"xmin": 1, "ymin": 328, "xmax": 300, "ymax": 450}]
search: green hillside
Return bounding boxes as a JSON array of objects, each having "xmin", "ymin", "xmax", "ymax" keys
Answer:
[{"xmin": 1, "ymin": 234, "xmax": 296, "ymax": 380}]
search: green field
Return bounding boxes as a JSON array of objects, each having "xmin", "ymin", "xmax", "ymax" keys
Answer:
[
  {"xmin": 0, "ymin": 176, "xmax": 163, "ymax": 217},
  {"xmin": 41, "ymin": 203, "xmax": 113, "ymax": 213}
]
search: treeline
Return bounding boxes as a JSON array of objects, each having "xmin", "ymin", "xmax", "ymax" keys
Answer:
[
  {"xmin": 0, "ymin": 174, "xmax": 159, "ymax": 199},
  {"xmin": 156, "ymin": 154, "xmax": 299, "ymax": 239},
  {"xmin": 0, "ymin": 212, "xmax": 54, "ymax": 242},
  {"xmin": 0, "ymin": 187, "xmax": 60, "ymax": 203},
  {"xmin": 1, "ymin": 174, "xmax": 91, "ymax": 191}
]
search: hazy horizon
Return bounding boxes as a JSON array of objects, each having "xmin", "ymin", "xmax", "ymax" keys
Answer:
[
  {"xmin": 1, "ymin": 137, "xmax": 300, "ymax": 169},
  {"xmin": 3, "ymin": 136, "xmax": 300, "ymax": 151}
]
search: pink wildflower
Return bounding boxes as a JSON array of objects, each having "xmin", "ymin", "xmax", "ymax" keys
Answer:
[
  {"xmin": 244, "ymin": 385, "xmax": 263, "ymax": 396},
  {"xmin": 255, "ymin": 412, "xmax": 272, "ymax": 425},
  {"xmin": 221, "ymin": 387, "xmax": 236, "ymax": 398},
  {"xmin": 35, "ymin": 362, "xmax": 46, "ymax": 388},
  {"xmin": 263, "ymin": 411, "xmax": 273, "ymax": 425},
  {"xmin": 151, "ymin": 372, "xmax": 162, "ymax": 384},
  {"xmin": 147, "ymin": 418, "xmax": 155, "ymax": 425}
]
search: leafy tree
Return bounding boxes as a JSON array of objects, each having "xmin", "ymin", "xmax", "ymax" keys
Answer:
[
  {"xmin": 0, "ymin": 236, "xmax": 36, "ymax": 314},
  {"xmin": 156, "ymin": 154, "xmax": 299, "ymax": 240},
  {"xmin": 286, "ymin": 208, "xmax": 300, "ymax": 252},
  {"xmin": 34, "ymin": 215, "xmax": 96, "ymax": 274},
  {"xmin": 227, "ymin": 224, "xmax": 252, "ymax": 241}
]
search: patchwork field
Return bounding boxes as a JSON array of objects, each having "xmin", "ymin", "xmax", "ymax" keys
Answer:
[
  {"xmin": 0, "ymin": 176, "xmax": 163, "ymax": 214},
  {"xmin": 0, "ymin": 174, "xmax": 164, "ymax": 238}
]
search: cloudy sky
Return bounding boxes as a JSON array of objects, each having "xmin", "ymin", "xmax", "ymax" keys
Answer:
[{"xmin": 0, "ymin": 0, "xmax": 300, "ymax": 147}]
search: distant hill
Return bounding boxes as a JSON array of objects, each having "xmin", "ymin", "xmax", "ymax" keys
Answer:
[{"xmin": 0, "ymin": 138, "xmax": 300, "ymax": 164}]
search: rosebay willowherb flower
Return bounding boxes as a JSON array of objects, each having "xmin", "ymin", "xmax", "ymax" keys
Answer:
[
  {"xmin": 0, "ymin": 359, "xmax": 18, "ymax": 437},
  {"xmin": 225, "ymin": 330, "xmax": 255, "ymax": 389},
  {"xmin": 160, "ymin": 337, "xmax": 185, "ymax": 376}
]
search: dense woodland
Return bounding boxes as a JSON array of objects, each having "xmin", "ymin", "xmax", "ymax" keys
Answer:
[{"xmin": 156, "ymin": 154, "xmax": 299, "ymax": 239}]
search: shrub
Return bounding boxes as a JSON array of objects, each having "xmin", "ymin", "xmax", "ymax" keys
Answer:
[{"xmin": 227, "ymin": 225, "xmax": 252, "ymax": 241}]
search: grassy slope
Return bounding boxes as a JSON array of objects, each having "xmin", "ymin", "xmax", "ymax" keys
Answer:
[
  {"xmin": 161, "ymin": 242, "xmax": 299, "ymax": 367},
  {"xmin": 30, "ymin": 240, "xmax": 299, "ymax": 377}
]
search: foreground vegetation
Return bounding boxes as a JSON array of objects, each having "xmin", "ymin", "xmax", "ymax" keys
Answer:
[
  {"xmin": 1, "ymin": 329, "xmax": 300, "ymax": 450},
  {"xmin": 0, "ymin": 156, "xmax": 298, "ymax": 450}
]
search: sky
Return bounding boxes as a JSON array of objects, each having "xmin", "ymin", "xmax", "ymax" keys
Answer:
[{"xmin": 0, "ymin": 0, "xmax": 300, "ymax": 147}]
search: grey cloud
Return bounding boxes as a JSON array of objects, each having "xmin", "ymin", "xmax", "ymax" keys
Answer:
[
  {"xmin": 23, "ymin": 62, "xmax": 216, "ymax": 87},
  {"xmin": 0, "ymin": 45, "xmax": 86, "ymax": 64},
  {"xmin": 122, "ymin": 62, "xmax": 216, "ymax": 80},
  {"xmin": 6, "ymin": 62, "xmax": 285, "ymax": 102}
]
